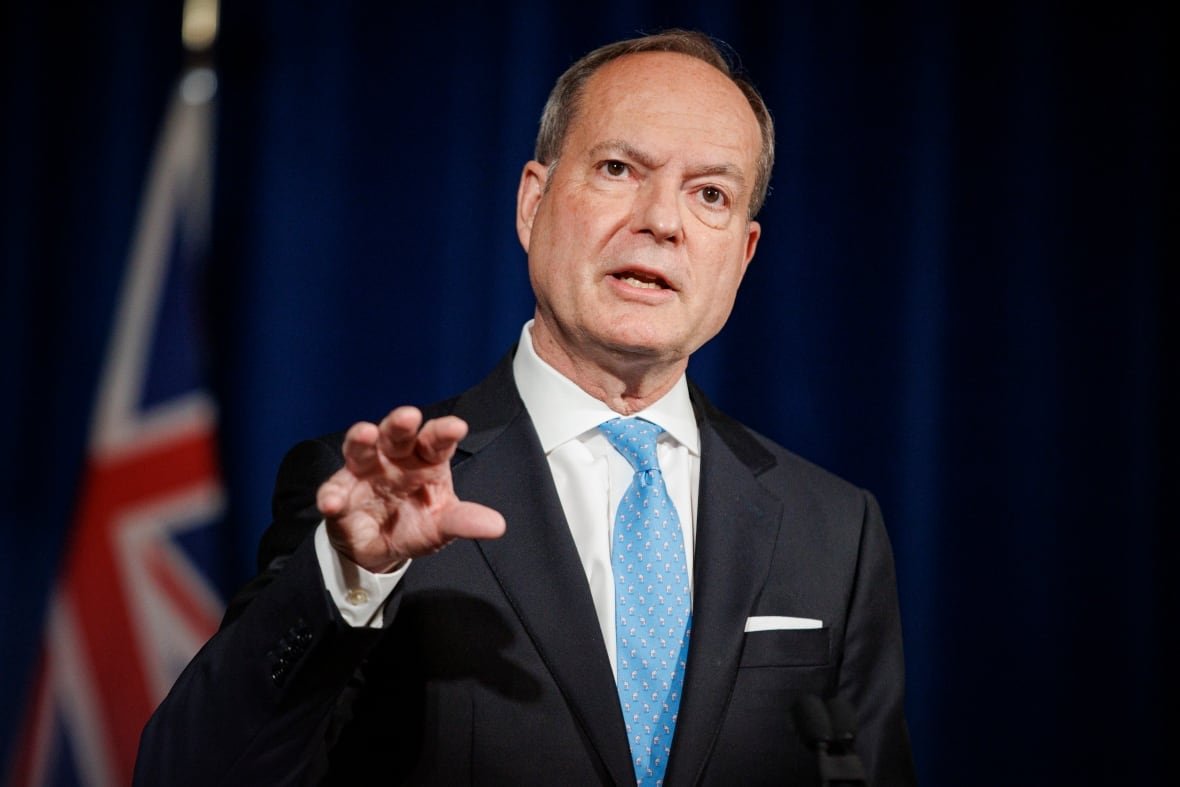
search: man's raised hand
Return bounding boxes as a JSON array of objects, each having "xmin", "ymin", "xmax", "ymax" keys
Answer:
[{"xmin": 316, "ymin": 406, "xmax": 506, "ymax": 573}]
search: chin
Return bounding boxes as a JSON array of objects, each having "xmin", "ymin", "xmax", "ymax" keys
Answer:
[{"xmin": 593, "ymin": 329, "xmax": 683, "ymax": 362}]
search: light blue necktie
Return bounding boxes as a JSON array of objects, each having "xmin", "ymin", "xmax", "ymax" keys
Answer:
[{"xmin": 600, "ymin": 417, "xmax": 691, "ymax": 787}]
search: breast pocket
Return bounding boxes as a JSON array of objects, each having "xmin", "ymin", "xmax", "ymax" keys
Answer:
[
  {"xmin": 738, "ymin": 627, "xmax": 831, "ymax": 668},
  {"xmin": 713, "ymin": 627, "xmax": 835, "ymax": 773}
]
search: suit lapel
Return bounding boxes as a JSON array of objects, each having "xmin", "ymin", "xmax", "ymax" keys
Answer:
[
  {"xmin": 664, "ymin": 391, "xmax": 784, "ymax": 786},
  {"xmin": 449, "ymin": 356, "xmax": 636, "ymax": 786},
  {"xmin": 444, "ymin": 359, "xmax": 782, "ymax": 786}
]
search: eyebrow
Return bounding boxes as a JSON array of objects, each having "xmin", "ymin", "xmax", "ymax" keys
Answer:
[{"xmin": 588, "ymin": 139, "xmax": 749, "ymax": 190}]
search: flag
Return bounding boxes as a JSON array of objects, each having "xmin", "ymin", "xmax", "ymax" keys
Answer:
[{"xmin": 7, "ymin": 64, "xmax": 225, "ymax": 787}]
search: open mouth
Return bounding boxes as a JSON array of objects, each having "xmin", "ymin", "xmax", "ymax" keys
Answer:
[{"xmin": 612, "ymin": 270, "xmax": 671, "ymax": 290}]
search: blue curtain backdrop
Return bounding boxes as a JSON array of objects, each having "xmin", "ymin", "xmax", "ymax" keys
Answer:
[{"xmin": 2, "ymin": 1, "xmax": 1171, "ymax": 784}]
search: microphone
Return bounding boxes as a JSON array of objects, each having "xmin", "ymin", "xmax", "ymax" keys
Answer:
[
  {"xmin": 792, "ymin": 694, "xmax": 834, "ymax": 751},
  {"xmin": 826, "ymin": 696, "xmax": 859, "ymax": 751},
  {"xmin": 791, "ymin": 694, "xmax": 869, "ymax": 787}
]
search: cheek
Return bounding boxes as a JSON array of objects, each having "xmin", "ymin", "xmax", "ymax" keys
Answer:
[
  {"xmin": 564, "ymin": 210, "xmax": 604, "ymax": 254},
  {"xmin": 697, "ymin": 238, "xmax": 749, "ymax": 285},
  {"xmin": 696, "ymin": 254, "xmax": 747, "ymax": 316}
]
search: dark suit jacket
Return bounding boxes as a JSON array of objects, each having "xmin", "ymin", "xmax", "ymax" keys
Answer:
[{"xmin": 135, "ymin": 353, "xmax": 915, "ymax": 785}]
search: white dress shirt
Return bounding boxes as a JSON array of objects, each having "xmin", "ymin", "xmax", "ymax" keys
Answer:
[
  {"xmin": 315, "ymin": 321, "xmax": 701, "ymax": 674},
  {"xmin": 511, "ymin": 321, "xmax": 700, "ymax": 675}
]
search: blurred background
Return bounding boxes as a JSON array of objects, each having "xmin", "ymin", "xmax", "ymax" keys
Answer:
[{"xmin": 1, "ymin": 1, "xmax": 1172, "ymax": 784}]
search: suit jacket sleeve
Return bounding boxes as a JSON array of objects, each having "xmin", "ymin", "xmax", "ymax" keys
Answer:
[
  {"xmin": 840, "ymin": 490, "xmax": 914, "ymax": 784},
  {"xmin": 133, "ymin": 435, "xmax": 377, "ymax": 786}
]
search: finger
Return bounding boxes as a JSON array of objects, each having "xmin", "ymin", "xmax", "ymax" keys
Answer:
[
  {"xmin": 438, "ymin": 501, "xmax": 507, "ymax": 542},
  {"xmin": 414, "ymin": 415, "xmax": 469, "ymax": 464},
  {"xmin": 342, "ymin": 421, "xmax": 380, "ymax": 476},
  {"xmin": 376, "ymin": 406, "xmax": 424, "ymax": 460},
  {"xmin": 317, "ymin": 467, "xmax": 357, "ymax": 518}
]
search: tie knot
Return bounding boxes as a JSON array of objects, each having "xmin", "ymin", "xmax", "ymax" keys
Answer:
[{"xmin": 599, "ymin": 417, "xmax": 664, "ymax": 473}]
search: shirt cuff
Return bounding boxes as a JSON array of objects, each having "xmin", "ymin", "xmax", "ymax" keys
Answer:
[{"xmin": 314, "ymin": 522, "xmax": 409, "ymax": 628}]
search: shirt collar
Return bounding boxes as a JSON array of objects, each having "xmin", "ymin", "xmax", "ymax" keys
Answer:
[{"xmin": 512, "ymin": 320, "xmax": 700, "ymax": 456}]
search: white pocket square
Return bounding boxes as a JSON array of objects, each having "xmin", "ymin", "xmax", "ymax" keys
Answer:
[{"xmin": 744, "ymin": 615, "xmax": 823, "ymax": 632}]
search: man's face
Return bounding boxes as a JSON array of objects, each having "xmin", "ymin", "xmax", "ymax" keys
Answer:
[{"xmin": 517, "ymin": 51, "xmax": 763, "ymax": 375}]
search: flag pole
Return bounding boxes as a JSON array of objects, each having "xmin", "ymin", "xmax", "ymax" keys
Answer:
[
  {"xmin": 182, "ymin": 0, "xmax": 219, "ymax": 55},
  {"xmin": 7, "ymin": 2, "xmax": 228, "ymax": 784}
]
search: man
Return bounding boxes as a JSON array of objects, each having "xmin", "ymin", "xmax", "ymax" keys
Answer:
[{"xmin": 136, "ymin": 30, "xmax": 915, "ymax": 785}]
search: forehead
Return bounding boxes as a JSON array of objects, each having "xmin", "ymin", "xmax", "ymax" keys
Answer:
[{"xmin": 570, "ymin": 52, "xmax": 762, "ymax": 174}]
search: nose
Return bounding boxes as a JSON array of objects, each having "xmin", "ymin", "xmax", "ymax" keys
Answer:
[{"xmin": 630, "ymin": 175, "xmax": 684, "ymax": 245}]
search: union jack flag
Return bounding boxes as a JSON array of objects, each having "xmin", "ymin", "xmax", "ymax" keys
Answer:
[{"xmin": 7, "ymin": 64, "xmax": 225, "ymax": 787}]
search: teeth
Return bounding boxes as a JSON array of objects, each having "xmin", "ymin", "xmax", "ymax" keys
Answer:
[{"xmin": 620, "ymin": 275, "xmax": 662, "ymax": 289}]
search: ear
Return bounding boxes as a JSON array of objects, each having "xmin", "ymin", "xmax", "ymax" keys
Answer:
[
  {"xmin": 740, "ymin": 219, "xmax": 761, "ymax": 275},
  {"xmin": 516, "ymin": 160, "xmax": 549, "ymax": 252}
]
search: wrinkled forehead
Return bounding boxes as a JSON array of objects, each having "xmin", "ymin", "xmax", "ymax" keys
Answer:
[{"xmin": 573, "ymin": 52, "xmax": 762, "ymax": 173}]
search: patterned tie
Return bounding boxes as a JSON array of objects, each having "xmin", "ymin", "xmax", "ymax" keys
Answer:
[{"xmin": 600, "ymin": 417, "xmax": 691, "ymax": 787}]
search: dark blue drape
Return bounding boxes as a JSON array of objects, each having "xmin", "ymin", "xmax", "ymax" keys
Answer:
[{"xmin": 3, "ymin": 1, "xmax": 1171, "ymax": 783}]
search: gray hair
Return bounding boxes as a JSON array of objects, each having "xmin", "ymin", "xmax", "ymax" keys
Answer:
[{"xmin": 534, "ymin": 29, "xmax": 775, "ymax": 218}]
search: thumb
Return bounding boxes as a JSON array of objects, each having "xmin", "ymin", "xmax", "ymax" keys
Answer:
[{"xmin": 439, "ymin": 501, "xmax": 507, "ymax": 542}]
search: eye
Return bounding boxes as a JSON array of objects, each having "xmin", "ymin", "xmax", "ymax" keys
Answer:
[
  {"xmin": 602, "ymin": 160, "xmax": 629, "ymax": 177},
  {"xmin": 699, "ymin": 186, "xmax": 728, "ymax": 207}
]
